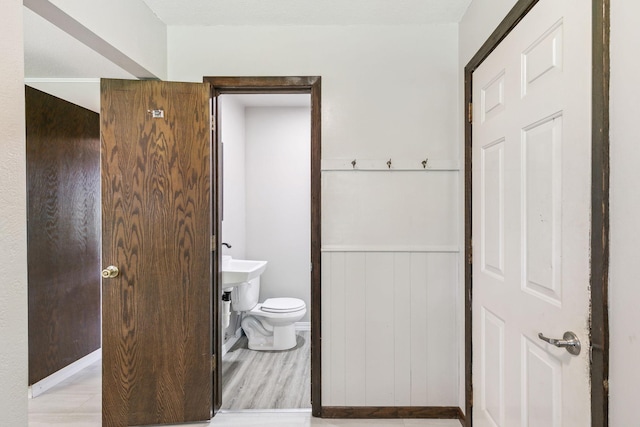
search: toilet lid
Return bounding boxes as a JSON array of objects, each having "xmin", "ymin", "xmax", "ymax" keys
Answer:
[{"xmin": 261, "ymin": 298, "xmax": 306, "ymax": 313}]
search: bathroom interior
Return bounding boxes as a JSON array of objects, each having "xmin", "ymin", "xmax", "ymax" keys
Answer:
[{"xmin": 217, "ymin": 92, "xmax": 312, "ymax": 410}]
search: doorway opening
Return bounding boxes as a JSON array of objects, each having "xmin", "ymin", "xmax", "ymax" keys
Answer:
[
  {"xmin": 218, "ymin": 92, "xmax": 311, "ymax": 410},
  {"xmin": 205, "ymin": 76, "xmax": 322, "ymax": 417}
]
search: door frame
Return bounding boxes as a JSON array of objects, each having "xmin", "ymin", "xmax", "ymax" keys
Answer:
[
  {"xmin": 203, "ymin": 76, "xmax": 322, "ymax": 417},
  {"xmin": 463, "ymin": 1, "xmax": 610, "ymax": 426}
]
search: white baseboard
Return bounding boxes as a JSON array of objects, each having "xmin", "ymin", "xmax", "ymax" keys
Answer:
[
  {"xmin": 295, "ymin": 321, "xmax": 311, "ymax": 331},
  {"xmin": 29, "ymin": 348, "xmax": 102, "ymax": 399}
]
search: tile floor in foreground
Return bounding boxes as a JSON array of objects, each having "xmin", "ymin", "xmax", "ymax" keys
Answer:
[{"xmin": 28, "ymin": 359, "xmax": 461, "ymax": 427}]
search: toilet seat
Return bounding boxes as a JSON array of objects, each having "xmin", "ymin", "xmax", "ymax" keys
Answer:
[{"xmin": 260, "ymin": 297, "xmax": 305, "ymax": 313}]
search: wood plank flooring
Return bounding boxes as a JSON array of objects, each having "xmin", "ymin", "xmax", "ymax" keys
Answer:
[
  {"xmin": 222, "ymin": 330, "xmax": 311, "ymax": 410},
  {"xmin": 27, "ymin": 353, "xmax": 462, "ymax": 426}
]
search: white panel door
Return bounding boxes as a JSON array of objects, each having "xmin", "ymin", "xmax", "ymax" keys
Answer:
[{"xmin": 472, "ymin": 0, "xmax": 591, "ymax": 426}]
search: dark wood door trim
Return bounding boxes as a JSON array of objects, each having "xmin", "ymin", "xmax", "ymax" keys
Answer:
[
  {"xmin": 590, "ymin": 1, "xmax": 610, "ymax": 424},
  {"xmin": 463, "ymin": 1, "xmax": 610, "ymax": 426},
  {"xmin": 321, "ymin": 406, "xmax": 463, "ymax": 420},
  {"xmin": 203, "ymin": 76, "xmax": 322, "ymax": 417},
  {"xmin": 210, "ymin": 88, "xmax": 222, "ymax": 414},
  {"xmin": 206, "ymin": 76, "xmax": 319, "ymax": 93}
]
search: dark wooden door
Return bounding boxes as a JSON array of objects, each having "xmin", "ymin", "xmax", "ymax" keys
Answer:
[
  {"xmin": 100, "ymin": 79, "xmax": 213, "ymax": 426},
  {"xmin": 26, "ymin": 86, "xmax": 101, "ymax": 385}
]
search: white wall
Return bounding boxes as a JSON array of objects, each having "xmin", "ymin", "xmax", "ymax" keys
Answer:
[
  {"xmin": 168, "ymin": 25, "xmax": 459, "ymax": 161},
  {"xmin": 609, "ymin": 1, "xmax": 640, "ymax": 425},
  {"xmin": 245, "ymin": 107, "xmax": 311, "ymax": 321},
  {"xmin": 0, "ymin": 0, "xmax": 28, "ymax": 424},
  {"xmin": 220, "ymin": 95, "xmax": 247, "ymax": 260},
  {"xmin": 168, "ymin": 24, "xmax": 461, "ymax": 407},
  {"xmin": 458, "ymin": 0, "xmax": 518, "ymax": 66}
]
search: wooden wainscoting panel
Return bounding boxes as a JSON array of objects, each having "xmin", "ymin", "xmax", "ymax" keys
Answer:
[
  {"xmin": 426, "ymin": 253, "xmax": 459, "ymax": 404},
  {"xmin": 393, "ymin": 253, "xmax": 412, "ymax": 405},
  {"xmin": 329, "ymin": 252, "xmax": 347, "ymax": 404},
  {"xmin": 344, "ymin": 252, "xmax": 367, "ymax": 405},
  {"xmin": 410, "ymin": 252, "xmax": 430, "ymax": 405},
  {"xmin": 321, "ymin": 250, "xmax": 459, "ymax": 408},
  {"xmin": 321, "ymin": 252, "xmax": 333, "ymax": 405},
  {"xmin": 365, "ymin": 253, "xmax": 396, "ymax": 405}
]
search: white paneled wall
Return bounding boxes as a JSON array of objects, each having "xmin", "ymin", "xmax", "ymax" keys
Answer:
[
  {"xmin": 322, "ymin": 251, "xmax": 459, "ymax": 407},
  {"xmin": 322, "ymin": 168, "xmax": 460, "ymax": 407}
]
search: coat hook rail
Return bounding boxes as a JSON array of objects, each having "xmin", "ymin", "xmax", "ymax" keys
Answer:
[{"xmin": 320, "ymin": 157, "xmax": 458, "ymax": 171}]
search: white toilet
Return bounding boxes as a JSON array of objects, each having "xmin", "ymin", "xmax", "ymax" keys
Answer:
[{"xmin": 231, "ymin": 276, "xmax": 306, "ymax": 351}]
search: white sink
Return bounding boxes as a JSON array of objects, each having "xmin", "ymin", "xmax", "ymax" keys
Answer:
[{"xmin": 221, "ymin": 256, "xmax": 267, "ymax": 286}]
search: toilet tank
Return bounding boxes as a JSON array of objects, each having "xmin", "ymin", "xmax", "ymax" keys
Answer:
[{"xmin": 231, "ymin": 277, "xmax": 260, "ymax": 312}]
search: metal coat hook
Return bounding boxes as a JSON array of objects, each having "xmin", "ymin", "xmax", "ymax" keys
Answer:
[
  {"xmin": 387, "ymin": 159, "xmax": 392, "ymax": 169},
  {"xmin": 351, "ymin": 159, "xmax": 357, "ymax": 169},
  {"xmin": 422, "ymin": 158, "xmax": 429, "ymax": 169}
]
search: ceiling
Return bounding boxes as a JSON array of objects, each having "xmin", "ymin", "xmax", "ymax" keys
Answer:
[{"xmin": 141, "ymin": 0, "xmax": 472, "ymax": 26}]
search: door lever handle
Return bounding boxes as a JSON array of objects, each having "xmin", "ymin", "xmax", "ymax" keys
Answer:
[{"xmin": 538, "ymin": 331, "xmax": 581, "ymax": 355}]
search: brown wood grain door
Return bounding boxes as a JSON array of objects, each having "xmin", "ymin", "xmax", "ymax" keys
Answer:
[
  {"xmin": 26, "ymin": 86, "xmax": 101, "ymax": 385},
  {"xmin": 100, "ymin": 79, "xmax": 214, "ymax": 426}
]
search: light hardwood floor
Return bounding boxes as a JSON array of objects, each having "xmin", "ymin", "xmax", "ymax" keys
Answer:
[
  {"xmin": 29, "ymin": 360, "xmax": 102, "ymax": 426},
  {"xmin": 28, "ymin": 340, "xmax": 461, "ymax": 426},
  {"xmin": 222, "ymin": 330, "xmax": 311, "ymax": 410}
]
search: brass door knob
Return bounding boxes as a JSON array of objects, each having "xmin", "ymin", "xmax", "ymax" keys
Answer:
[{"xmin": 102, "ymin": 266, "xmax": 119, "ymax": 279}]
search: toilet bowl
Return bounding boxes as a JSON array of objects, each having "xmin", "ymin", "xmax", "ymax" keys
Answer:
[
  {"xmin": 241, "ymin": 297, "xmax": 306, "ymax": 351},
  {"xmin": 231, "ymin": 277, "xmax": 306, "ymax": 351}
]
